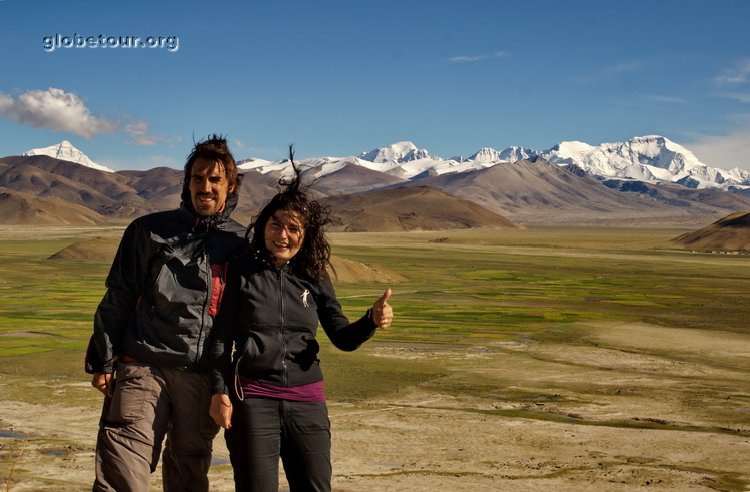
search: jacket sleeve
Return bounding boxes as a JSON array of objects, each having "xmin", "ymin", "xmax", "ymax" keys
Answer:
[
  {"xmin": 85, "ymin": 220, "xmax": 149, "ymax": 374},
  {"xmin": 316, "ymin": 276, "xmax": 377, "ymax": 352},
  {"xmin": 208, "ymin": 261, "xmax": 240, "ymax": 394}
]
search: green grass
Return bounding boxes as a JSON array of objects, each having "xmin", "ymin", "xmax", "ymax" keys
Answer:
[
  {"xmin": 331, "ymin": 228, "xmax": 750, "ymax": 341},
  {"xmin": 0, "ymin": 226, "xmax": 748, "ymax": 405},
  {"xmin": 0, "ymin": 249, "xmax": 104, "ymax": 359}
]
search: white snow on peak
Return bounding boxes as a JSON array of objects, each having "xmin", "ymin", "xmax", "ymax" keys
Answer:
[
  {"xmin": 22, "ymin": 137, "xmax": 748, "ymax": 190},
  {"xmin": 469, "ymin": 147, "xmax": 505, "ymax": 163},
  {"xmin": 238, "ymin": 155, "xmax": 368, "ymax": 181},
  {"xmin": 299, "ymin": 157, "xmax": 367, "ymax": 179},
  {"xmin": 726, "ymin": 166, "xmax": 750, "ymax": 184},
  {"xmin": 237, "ymin": 157, "xmax": 278, "ymax": 173},
  {"xmin": 431, "ymin": 158, "xmax": 494, "ymax": 175},
  {"xmin": 450, "ymin": 146, "xmax": 539, "ymax": 164},
  {"xmin": 358, "ymin": 141, "xmax": 431, "ymax": 166},
  {"xmin": 308, "ymin": 159, "xmax": 349, "ymax": 179},
  {"xmin": 24, "ymin": 140, "xmax": 114, "ymax": 173},
  {"xmin": 232, "ymin": 136, "xmax": 749, "ymax": 190},
  {"xmin": 541, "ymin": 136, "xmax": 743, "ymax": 189},
  {"xmin": 542, "ymin": 141, "xmax": 595, "ymax": 165},
  {"xmin": 499, "ymin": 146, "xmax": 539, "ymax": 162}
]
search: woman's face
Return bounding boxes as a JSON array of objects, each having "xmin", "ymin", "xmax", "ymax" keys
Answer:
[{"xmin": 264, "ymin": 209, "xmax": 305, "ymax": 267}]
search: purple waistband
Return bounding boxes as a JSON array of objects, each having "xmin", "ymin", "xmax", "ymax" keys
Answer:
[{"xmin": 237, "ymin": 376, "xmax": 326, "ymax": 403}]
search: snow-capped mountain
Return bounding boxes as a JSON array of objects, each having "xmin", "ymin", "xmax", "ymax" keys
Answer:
[
  {"xmin": 725, "ymin": 166, "xmax": 750, "ymax": 185},
  {"xmin": 245, "ymin": 136, "xmax": 748, "ymax": 190},
  {"xmin": 237, "ymin": 156, "xmax": 283, "ymax": 174},
  {"xmin": 24, "ymin": 136, "xmax": 749, "ymax": 191},
  {"xmin": 463, "ymin": 146, "xmax": 539, "ymax": 164},
  {"xmin": 358, "ymin": 141, "xmax": 430, "ymax": 168},
  {"xmin": 24, "ymin": 140, "xmax": 114, "ymax": 173},
  {"xmin": 499, "ymin": 146, "xmax": 539, "ymax": 162},
  {"xmin": 469, "ymin": 147, "xmax": 505, "ymax": 163},
  {"xmin": 540, "ymin": 136, "xmax": 746, "ymax": 189}
]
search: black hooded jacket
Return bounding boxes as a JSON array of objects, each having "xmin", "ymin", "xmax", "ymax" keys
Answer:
[
  {"xmin": 209, "ymin": 249, "xmax": 377, "ymax": 395},
  {"xmin": 85, "ymin": 195, "xmax": 246, "ymax": 374}
]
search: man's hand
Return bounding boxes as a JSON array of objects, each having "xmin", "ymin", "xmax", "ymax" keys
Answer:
[
  {"xmin": 91, "ymin": 372, "xmax": 113, "ymax": 397},
  {"xmin": 371, "ymin": 288, "xmax": 393, "ymax": 329},
  {"xmin": 210, "ymin": 393, "xmax": 233, "ymax": 429}
]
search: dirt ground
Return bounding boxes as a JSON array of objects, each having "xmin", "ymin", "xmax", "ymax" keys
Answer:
[{"xmin": 1, "ymin": 322, "xmax": 749, "ymax": 491}]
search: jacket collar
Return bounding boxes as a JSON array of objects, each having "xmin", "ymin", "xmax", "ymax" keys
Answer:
[{"xmin": 181, "ymin": 192, "xmax": 239, "ymax": 232}]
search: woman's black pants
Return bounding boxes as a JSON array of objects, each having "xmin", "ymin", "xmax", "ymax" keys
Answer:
[{"xmin": 225, "ymin": 396, "xmax": 331, "ymax": 492}]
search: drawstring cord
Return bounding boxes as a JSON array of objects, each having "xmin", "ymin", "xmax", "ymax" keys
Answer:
[{"xmin": 233, "ymin": 356, "xmax": 245, "ymax": 401}]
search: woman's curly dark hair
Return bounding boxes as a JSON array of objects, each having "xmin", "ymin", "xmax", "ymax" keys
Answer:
[{"xmin": 247, "ymin": 145, "xmax": 332, "ymax": 280}]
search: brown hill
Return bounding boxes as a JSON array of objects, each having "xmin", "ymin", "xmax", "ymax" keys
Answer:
[
  {"xmin": 603, "ymin": 179, "xmax": 750, "ymax": 212},
  {"xmin": 670, "ymin": 211, "xmax": 750, "ymax": 252},
  {"xmin": 48, "ymin": 235, "xmax": 121, "ymax": 262},
  {"xmin": 112, "ymin": 165, "xmax": 282, "ymax": 225},
  {"xmin": 232, "ymin": 170, "xmax": 287, "ymax": 226},
  {"xmin": 0, "ymin": 189, "xmax": 110, "ymax": 225},
  {"xmin": 4, "ymin": 152, "xmax": 750, "ymax": 229},
  {"xmin": 305, "ymin": 160, "xmax": 406, "ymax": 195},
  {"xmin": 0, "ymin": 156, "xmax": 155, "ymax": 218},
  {"xmin": 0, "ymin": 155, "xmax": 134, "ymax": 194},
  {"xmin": 323, "ymin": 185, "xmax": 518, "ymax": 232},
  {"xmin": 116, "ymin": 167, "xmax": 183, "ymax": 212},
  {"xmin": 0, "ymin": 156, "xmax": 285, "ymax": 226},
  {"xmin": 49, "ymin": 236, "xmax": 405, "ymax": 283},
  {"xmin": 412, "ymin": 158, "xmax": 740, "ymax": 225}
]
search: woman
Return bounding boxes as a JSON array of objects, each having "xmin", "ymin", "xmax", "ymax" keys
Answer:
[{"xmin": 209, "ymin": 151, "xmax": 393, "ymax": 492}]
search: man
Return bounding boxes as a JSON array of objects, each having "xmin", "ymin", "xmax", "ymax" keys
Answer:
[{"xmin": 85, "ymin": 135, "xmax": 246, "ymax": 491}]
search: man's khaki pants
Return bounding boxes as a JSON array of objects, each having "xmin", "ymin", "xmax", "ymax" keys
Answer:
[{"xmin": 93, "ymin": 361, "xmax": 220, "ymax": 492}]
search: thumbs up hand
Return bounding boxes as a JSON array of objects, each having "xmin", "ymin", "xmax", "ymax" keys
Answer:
[{"xmin": 371, "ymin": 288, "xmax": 393, "ymax": 329}]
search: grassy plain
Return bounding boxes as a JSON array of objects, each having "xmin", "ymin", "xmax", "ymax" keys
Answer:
[{"xmin": 0, "ymin": 225, "xmax": 749, "ymax": 491}]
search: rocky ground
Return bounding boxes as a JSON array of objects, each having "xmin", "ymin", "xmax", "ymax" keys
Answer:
[{"xmin": 1, "ymin": 322, "xmax": 749, "ymax": 491}]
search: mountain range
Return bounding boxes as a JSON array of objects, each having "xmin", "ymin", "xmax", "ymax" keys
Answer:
[
  {"xmin": 23, "ymin": 136, "xmax": 750, "ymax": 191},
  {"xmin": 235, "ymin": 136, "xmax": 750, "ymax": 191},
  {"xmin": 3, "ymin": 137, "xmax": 750, "ymax": 229}
]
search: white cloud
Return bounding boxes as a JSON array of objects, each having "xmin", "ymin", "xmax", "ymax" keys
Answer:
[
  {"xmin": 0, "ymin": 93, "xmax": 15, "ymax": 113},
  {"xmin": 0, "ymin": 87, "xmax": 163, "ymax": 145},
  {"xmin": 123, "ymin": 120, "xmax": 157, "ymax": 145},
  {"xmin": 714, "ymin": 58, "xmax": 750, "ymax": 86},
  {"xmin": 446, "ymin": 51, "xmax": 508, "ymax": 63},
  {"xmin": 122, "ymin": 119, "xmax": 176, "ymax": 146},
  {"xmin": 0, "ymin": 87, "xmax": 116, "ymax": 138},
  {"xmin": 689, "ymin": 128, "xmax": 750, "ymax": 172}
]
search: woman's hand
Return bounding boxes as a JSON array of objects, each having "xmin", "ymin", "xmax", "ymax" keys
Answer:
[
  {"xmin": 371, "ymin": 288, "xmax": 393, "ymax": 329},
  {"xmin": 210, "ymin": 393, "xmax": 233, "ymax": 429}
]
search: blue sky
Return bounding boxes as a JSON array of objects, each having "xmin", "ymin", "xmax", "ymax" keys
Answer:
[{"xmin": 1, "ymin": 0, "xmax": 750, "ymax": 171}]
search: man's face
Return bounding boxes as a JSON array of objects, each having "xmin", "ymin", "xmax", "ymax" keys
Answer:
[{"xmin": 189, "ymin": 157, "xmax": 234, "ymax": 217}]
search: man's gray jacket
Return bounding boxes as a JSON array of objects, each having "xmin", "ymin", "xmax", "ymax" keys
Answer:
[{"xmin": 85, "ymin": 195, "xmax": 245, "ymax": 374}]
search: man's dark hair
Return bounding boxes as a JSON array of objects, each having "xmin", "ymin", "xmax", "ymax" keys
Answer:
[
  {"xmin": 248, "ymin": 145, "xmax": 332, "ymax": 280},
  {"xmin": 181, "ymin": 134, "xmax": 241, "ymax": 203}
]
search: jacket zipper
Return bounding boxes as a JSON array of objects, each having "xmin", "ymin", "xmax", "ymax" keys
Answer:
[
  {"xmin": 195, "ymin": 236, "xmax": 211, "ymax": 368},
  {"xmin": 278, "ymin": 268, "xmax": 289, "ymax": 386}
]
